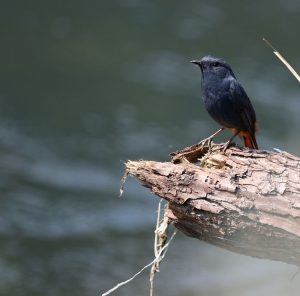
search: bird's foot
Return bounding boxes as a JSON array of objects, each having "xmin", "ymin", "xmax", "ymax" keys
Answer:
[
  {"xmin": 197, "ymin": 128, "xmax": 226, "ymax": 152},
  {"xmin": 220, "ymin": 141, "xmax": 235, "ymax": 153},
  {"xmin": 198, "ymin": 136, "xmax": 213, "ymax": 152},
  {"xmin": 221, "ymin": 141, "xmax": 230, "ymax": 153}
]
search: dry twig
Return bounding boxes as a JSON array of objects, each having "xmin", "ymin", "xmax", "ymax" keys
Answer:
[{"xmin": 263, "ymin": 38, "xmax": 300, "ymax": 82}]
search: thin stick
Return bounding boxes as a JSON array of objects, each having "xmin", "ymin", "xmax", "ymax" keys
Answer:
[
  {"xmin": 119, "ymin": 169, "xmax": 129, "ymax": 197},
  {"xmin": 101, "ymin": 229, "xmax": 177, "ymax": 296},
  {"xmin": 263, "ymin": 38, "xmax": 300, "ymax": 83},
  {"xmin": 149, "ymin": 200, "xmax": 162, "ymax": 296},
  {"xmin": 149, "ymin": 201, "xmax": 169, "ymax": 296},
  {"xmin": 154, "ymin": 200, "xmax": 162, "ymax": 258}
]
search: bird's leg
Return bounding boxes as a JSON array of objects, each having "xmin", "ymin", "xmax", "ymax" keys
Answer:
[
  {"xmin": 198, "ymin": 127, "xmax": 225, "ymax": 149},
  {"xmin": 222, "ymin": 130, "xmax": 240, "ymax": 152}
]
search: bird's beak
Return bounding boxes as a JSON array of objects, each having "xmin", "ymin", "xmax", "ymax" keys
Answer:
[{"xmin": 190, "ymin": 60, "xmax": 201, "ymax": 66}]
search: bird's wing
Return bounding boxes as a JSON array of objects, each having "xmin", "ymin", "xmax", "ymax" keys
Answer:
[{"xmin": 229, "ymin": 79, "xmax": 256, "ymax": 136}]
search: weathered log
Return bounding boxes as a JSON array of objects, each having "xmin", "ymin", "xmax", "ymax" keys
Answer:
[{"xmin": 125, "ymin": 143, "xmax": 300, "ymax": 266}]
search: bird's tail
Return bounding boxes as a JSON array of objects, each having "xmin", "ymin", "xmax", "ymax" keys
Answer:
[{"xmin": 243, "ymin": 132, "xmax": 258, "ymax": 149}]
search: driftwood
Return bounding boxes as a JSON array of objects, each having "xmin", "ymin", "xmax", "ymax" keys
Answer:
[{"xmin": 125, "ymin": 142, "xmax": 300, "ymax": 266}]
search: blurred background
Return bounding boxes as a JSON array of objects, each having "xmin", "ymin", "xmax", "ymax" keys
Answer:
[{"xmin": 1, "ymin": 1, "xmax": 300, "ymax": 295}]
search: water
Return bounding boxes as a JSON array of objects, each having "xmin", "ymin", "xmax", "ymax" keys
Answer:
[{"xmin": 1, "ymin": 1, "xmax": 300, "ymax": 295}]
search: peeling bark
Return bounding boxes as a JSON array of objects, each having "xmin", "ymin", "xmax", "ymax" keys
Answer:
[{"xmin": 125, "ymin": 143, "xmax": 300, "ymax": 266}]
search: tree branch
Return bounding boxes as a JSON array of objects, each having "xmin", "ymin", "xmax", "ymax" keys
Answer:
[{"xmin": 125, "ymin": 143, "xmax": 300, "ymax": 266}]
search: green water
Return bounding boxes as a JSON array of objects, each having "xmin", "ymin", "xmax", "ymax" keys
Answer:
[{"xmin": 1, "ymin": 1, "xmax": 300, "ymax": 295}]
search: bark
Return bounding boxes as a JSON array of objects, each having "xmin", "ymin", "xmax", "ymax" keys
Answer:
[{"xmin": 125, "ymin": 143, "xmax": 300, "ymax": 266}]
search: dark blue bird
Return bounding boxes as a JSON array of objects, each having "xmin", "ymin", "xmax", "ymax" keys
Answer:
[{"xmin": 191, "ymin": 55, "xmax": 258, "ymax": 149}]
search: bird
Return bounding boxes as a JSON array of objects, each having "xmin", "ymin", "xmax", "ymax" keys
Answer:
[{"xmin": 191, "ymin": 55, "xmax": 258, "ymax": 150}]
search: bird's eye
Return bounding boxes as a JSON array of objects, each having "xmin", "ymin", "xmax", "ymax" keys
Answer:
[{"xmin": 212, "ymin": 62, "xmax": 219, "ymax": 67}]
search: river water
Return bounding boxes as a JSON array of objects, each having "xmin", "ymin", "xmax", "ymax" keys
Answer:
[{"xmin": 1, "ymin": 1, "xmax": 300, "ymax": 295}]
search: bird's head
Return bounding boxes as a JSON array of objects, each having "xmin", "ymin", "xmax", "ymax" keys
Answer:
[{"xmin": 191, "ymin": 55, "xmax": 235, "ymax": 79}]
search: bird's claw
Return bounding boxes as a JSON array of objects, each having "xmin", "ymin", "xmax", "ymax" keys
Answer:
[
  {"xmin": 198, "ymin": 137, "xmax": 213, "ymax": 153},
  {"xmin": 221, "ymin": 141, "xmax": 230, "ymax": 153}
]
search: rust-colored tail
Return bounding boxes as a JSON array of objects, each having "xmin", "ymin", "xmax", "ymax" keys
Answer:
[{"xmin": 243, "ymin": 132, "xmax": 258, "ymax": 149}]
